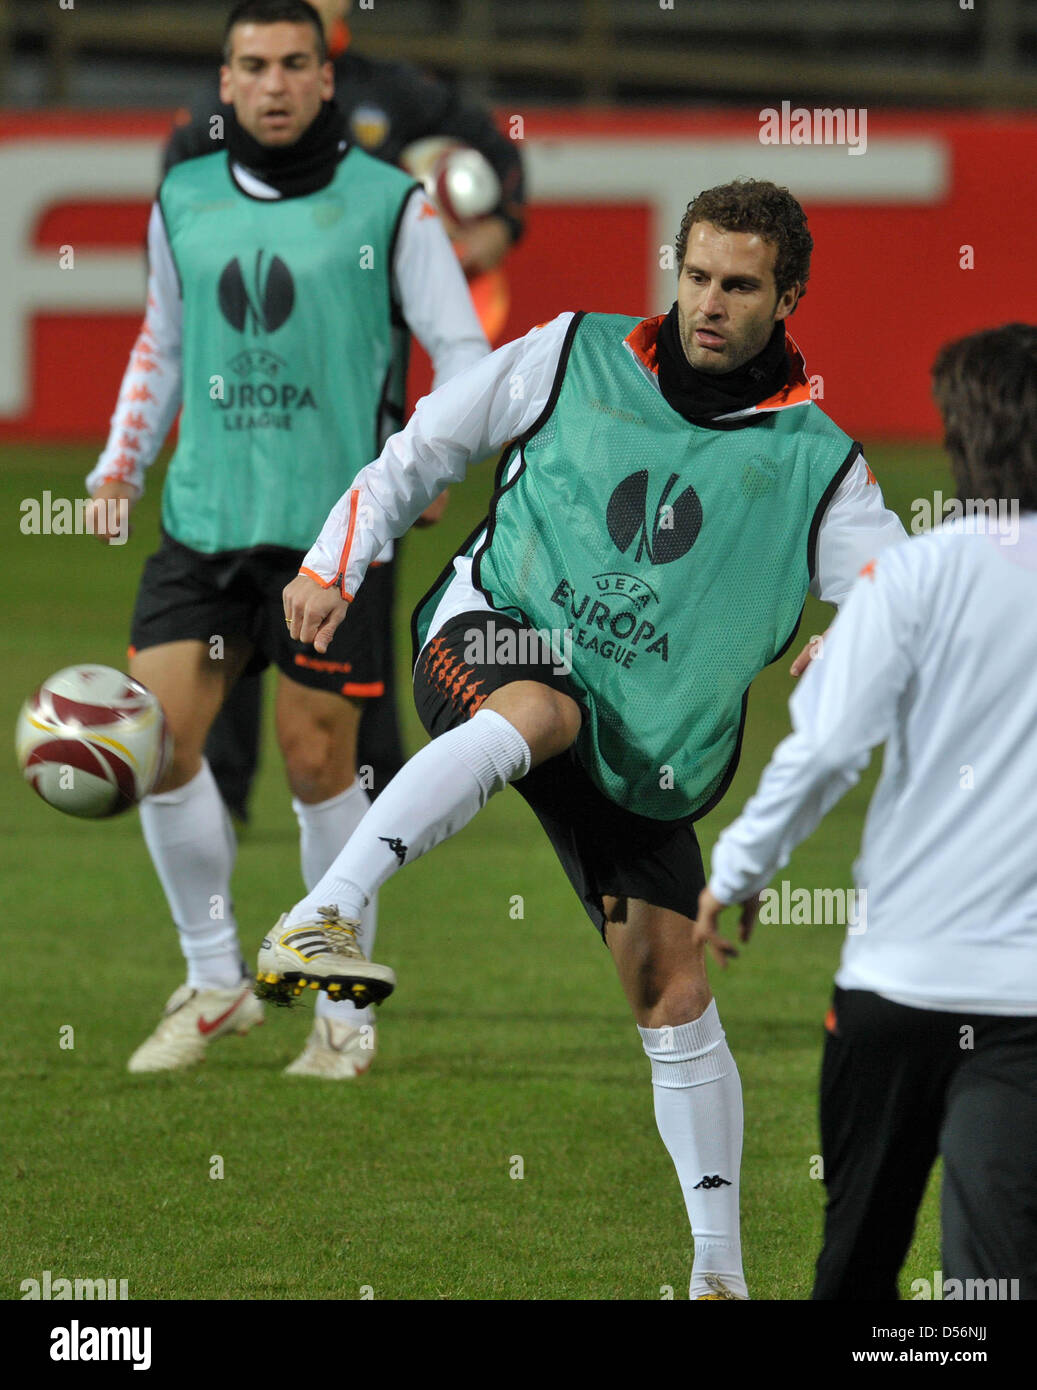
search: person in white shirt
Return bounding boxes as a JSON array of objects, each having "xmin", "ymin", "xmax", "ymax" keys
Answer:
[
  {"xmin": 697, "ymin": 322, "xmax": 1037, "ymax": 1300},
  {"xmin": 260, "ymin": 179, "xmax": 908, "ymax": 1299}
]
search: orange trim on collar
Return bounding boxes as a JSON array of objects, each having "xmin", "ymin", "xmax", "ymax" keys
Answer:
[
  {"xmin": 624, "ymin": 317, "xmax": 813, "ymax": 412},
  {"xmin": 750, "ymin": 330, "xmax": 812, "ymax": 411},
  {"xmin": 624, "ymin": 315, "xmax": 665, "ymax": 376}
]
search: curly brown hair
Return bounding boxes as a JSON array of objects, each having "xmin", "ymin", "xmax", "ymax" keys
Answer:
[
  {"xmin": 931, "ymin": 323, "xmax": 1037, "ymax": 510},
  {"xmin": 675, "ymin": 179, "xmax": 813, "ymax": 308}
]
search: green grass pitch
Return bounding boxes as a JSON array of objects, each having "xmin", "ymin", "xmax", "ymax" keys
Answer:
[{"xmin": 2, "ymin": 441, "xmax": 948, "ymax": 1300}]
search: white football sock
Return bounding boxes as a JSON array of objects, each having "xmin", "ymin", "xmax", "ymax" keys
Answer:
[
  {"xmin": 139, "ymin": 760, "xmax": 243, "ymax": 990},
  {"xmin": 293, "ymin": 780, "xmax": 377, "ymax": 1027},
  {"xmin": 639, "ymin": 1001, "xmax": 747, "ymax": 1300},
  {"xmin": 286, "ymin": 707, "xmax": 531, "ymax": 928}
]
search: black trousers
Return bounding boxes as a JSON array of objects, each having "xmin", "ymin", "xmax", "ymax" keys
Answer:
[{"xmin": 813, "ymin": 987, "xmax": 1037, "ymax": 1300}]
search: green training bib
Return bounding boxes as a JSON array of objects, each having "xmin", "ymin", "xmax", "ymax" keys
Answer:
[
  {"xmin": 417, "ymin": 312, "xmax": 856, "ymax": 820},
  {"xmin": 159, "ymin": 147, "xmax": 416, "ymax": 553}
]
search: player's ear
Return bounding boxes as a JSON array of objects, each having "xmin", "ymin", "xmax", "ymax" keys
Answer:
[
  {"xmin": 774, "ymin": 283, "xmax": 801, "ymax": 321},
  {"xmin": 219, "ymin": 64, "xmax": 233, "ymax": 104},
  {"xmin": 320, "ymin": 60, "xmax": 334, "ymax": 101}
]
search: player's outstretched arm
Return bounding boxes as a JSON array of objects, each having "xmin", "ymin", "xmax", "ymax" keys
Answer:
[
  {"xmin": 707, "ymin": 545, "xmax": 921, "ymax": 921},
  {"xmin": 295, "ymin": 313, "xmax": 576, "ymax": 615}
]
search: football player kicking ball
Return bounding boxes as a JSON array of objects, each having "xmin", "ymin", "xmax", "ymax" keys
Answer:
[
  {"xmin": 87, "ymin": 0, "xmax": 487, "ymax": 1077},
  {"xmin": 263, "ymin": 180, "xmax": 906, "ymax": 1298}
]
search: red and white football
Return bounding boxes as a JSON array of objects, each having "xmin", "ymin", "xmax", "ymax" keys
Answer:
[
  {"xmin": 399, "ymin": 137, "xmax": 502, "ymax": 226},
  {"xmin": 15, "ymin": 664, "xmax": 170, "ymax": 818}
]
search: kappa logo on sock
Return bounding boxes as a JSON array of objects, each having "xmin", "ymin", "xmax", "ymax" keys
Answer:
[
  {"xmin": 693, "ymin": 1174, "xmax": 732, "ymax": 1190},
  {"xmin": 378, "ymin": 835, "xmax": 407, "ymax": 865}
]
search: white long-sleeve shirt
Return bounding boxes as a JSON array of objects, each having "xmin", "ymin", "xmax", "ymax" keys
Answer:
[
  {"xmin": 88, "ymin": 168, "xmax": 489, "ymax": 533},
  {"xmin": 709, "ymin": 514, "xmax": 1037, "ymax": 1015},
  {"xmin": 299, "ymin": 312, "xmax": 906, "ymax": 646}
]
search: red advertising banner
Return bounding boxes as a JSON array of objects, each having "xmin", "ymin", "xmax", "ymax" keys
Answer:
[{"xmin": 3, "ymin": 108, "xmax": 1035, "ymax": 443}]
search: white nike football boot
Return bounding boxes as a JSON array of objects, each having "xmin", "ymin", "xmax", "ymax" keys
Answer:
[
  {"xmin": 283, "ymin": 1016, "xmax": 377, "ymax": 1079},
  {"xmin": 255, "ymin": 905, "xmax": 396, "ymax": 1008},
  {"xmin": 127, "ymin": 979, "xmax": 264, "ymax": 1072}
]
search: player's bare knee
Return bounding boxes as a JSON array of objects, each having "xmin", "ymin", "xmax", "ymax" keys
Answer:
[
  {"xmin": 485, "ymin": 682, "xmax": 580, "ymax": 766},
  {"xmin": 137, "ymin": 703, "xmax": 205, "ymax": 793},
  {"xmin": 639, "ymin": 976, "xmax": 712, "ymax": 1030},
  {"xmin": 610, "ymin": 921, "xmax": 710, "ymax": 1024},
  {"xmin": 280, "ymin": 722, "xmax": 355, "ymax": 801},
  {"xmin": 154, "ymin": 741, "xmax": 203, "ymax": 794},
  {"xmin": 546, "ymin": 687, "xmax": 582, "ymax": 751}
]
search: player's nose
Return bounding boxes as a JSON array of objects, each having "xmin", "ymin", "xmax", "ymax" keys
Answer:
[
  {"xmin": 700, "ymin": 283, "xmax": 725, "ymax": 317},
  {"xmin": 262, "ymin": 63, "xmax": 289, "ymax": 92}
]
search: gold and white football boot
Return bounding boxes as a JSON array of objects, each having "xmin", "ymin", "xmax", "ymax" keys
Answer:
[{"xmin": 255, "ymin": 905, "xmax": 396, "ymax": 1009}]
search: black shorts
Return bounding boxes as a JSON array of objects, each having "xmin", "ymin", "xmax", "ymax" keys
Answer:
[
  {"xmin": 130, "ymin": 530, "xmax": 392, "ymax": 698},
  {"xmin": 412, "ymin": 610, "xmax": 706, "ymax": 940}
]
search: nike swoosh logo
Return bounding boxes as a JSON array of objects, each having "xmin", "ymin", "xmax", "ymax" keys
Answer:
[{"xmin": 197, "ymin": 990, "xmax": 249, "ymax": 1036}]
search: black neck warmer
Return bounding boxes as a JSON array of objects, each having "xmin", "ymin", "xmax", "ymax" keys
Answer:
[
  {"xmin": 655, "ymin": 302, "xmax": 792, "ymax": 423},
  {"xmin": 226, "ymin": 99, "xmax": 348, "ymax": 199}
]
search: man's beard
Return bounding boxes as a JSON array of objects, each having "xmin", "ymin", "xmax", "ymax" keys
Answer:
[{"xmin": 678, "ymin": 311, "xmax": 769, "ymax": 375}]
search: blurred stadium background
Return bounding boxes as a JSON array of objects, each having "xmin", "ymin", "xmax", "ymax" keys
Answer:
[
  {"xmin": 3, "ymin": 0, "xmax": 1037, "ymax": 438},
  {"xmin": 3, "ymin": 0, "xmax": 1036, "ymax": 1305}
]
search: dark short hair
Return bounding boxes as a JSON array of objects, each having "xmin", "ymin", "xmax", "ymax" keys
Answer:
[
  {"xmin": 931, "ymin": 323, "xmax": 1037, "ymax": 511},
  {"xmin": 223, "ymin": 0, "xmax": 326, "ymax": 63},
  {"xmin": 675, "ymin": 179, "xmax": 813, "ymax": 308}
]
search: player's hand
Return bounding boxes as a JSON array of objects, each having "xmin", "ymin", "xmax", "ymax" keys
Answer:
[
  {"xmin": 283, "ymin": 574, "xmax": 351, "ymax": 655},
  {"xmin": 790, "ymin": 628, "xmax": 829, "ymax": 678},
  {"xmin": 414, "ymin": 489, "xmax": 450, "ymax": 527},
  {"xmin": 452, "ymin": 215, "xmax": 512, "ymax": 274},
  {"xmin": 87, "ymin": 483, "xmax": 137, "ymax": 545},
  {"xmin": 693, "ymin": 885, "xmax": 761, "ymax": 968}
]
